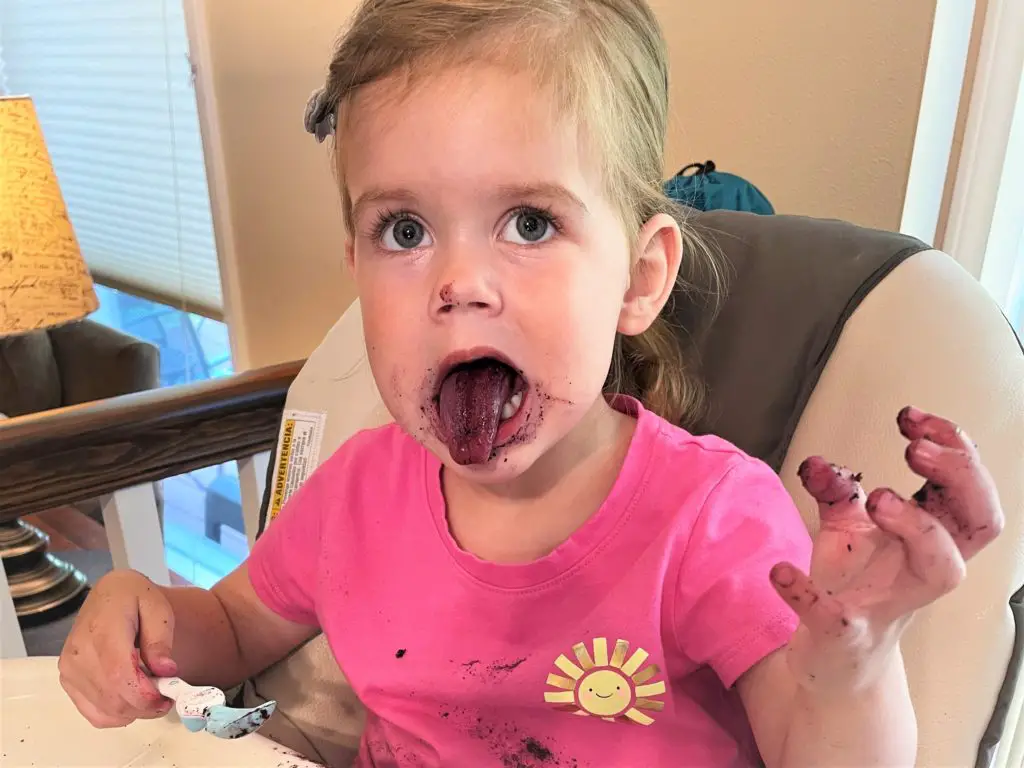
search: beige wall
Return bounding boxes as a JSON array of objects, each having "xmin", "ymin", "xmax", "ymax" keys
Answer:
[
  {"xmin": 196, "ymin": 0, "xmax": 938, "ymax": 369},
  {"xmin": 653, "ymin": 0, "xmax": 936, "ymax": 231},
  {"xmin": 934, "ymin": 0, "xmax": 989, "ymax": 248},
  {"xmin": 194, "ymin": 0, "xmax": 354, "ymax": 370}
]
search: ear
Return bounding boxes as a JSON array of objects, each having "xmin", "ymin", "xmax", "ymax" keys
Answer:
[
  {"xmin": 618, "ymin": 213, "xmax": 683, "ymax": 336},
  {"xmin": 344, "ymin": 238, "xmax": 356, "ymax": 274}
]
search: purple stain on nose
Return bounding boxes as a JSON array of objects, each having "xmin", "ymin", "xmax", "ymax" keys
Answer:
[{"xmin": 439, "ymin": 283, "xmax": 455, "ymax": 304}]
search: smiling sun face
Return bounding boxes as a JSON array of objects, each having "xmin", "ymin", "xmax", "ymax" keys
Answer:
[{"xmin": 544, "ymin": 638, "xmax": 666, "ymax": 725}]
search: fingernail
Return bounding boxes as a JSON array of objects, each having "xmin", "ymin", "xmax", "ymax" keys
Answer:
[
  {"xmin": 900, "ymin": 406, "xmax": 925, "ymax": 424},
  {"xmin": 915, "ymin": 439, "xmax": 941, "ymax": 464},
  {"xmin": 798, "ymin": 458, "xmax": 812, "ymax": 479},
  {"xmin": 772, "ymin": 564, "xmax": 796, "ymax": 587},
  {"xmin": 151, "ymin": 657, "xmax": 177, "ymax": 676},
  {"xmin": 867, "ymin": 488, "xmax": 896, "ymax": 515}
]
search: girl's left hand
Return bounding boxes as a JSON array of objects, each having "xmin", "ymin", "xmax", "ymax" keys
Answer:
[{"xmin": 772, "ymin": 406, "xmax": 1005, "ymax": 694}]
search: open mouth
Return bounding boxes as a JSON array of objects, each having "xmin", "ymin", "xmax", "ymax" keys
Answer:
[{"xmin": 434, "ymin": 352, "xmax": 529, "ymax": 466}]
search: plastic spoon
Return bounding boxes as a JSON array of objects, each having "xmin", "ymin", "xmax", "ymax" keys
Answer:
[
  {"xmin": 204, "ymin": 699, "xmax": 277, "ymax": 739},
  {"xmin": 154, "ymin": 677, "xmax": 277, "ymax": 739},
  {"xmin": 155, "ymin": 677, "xmax": 225, "ymax": 733}
]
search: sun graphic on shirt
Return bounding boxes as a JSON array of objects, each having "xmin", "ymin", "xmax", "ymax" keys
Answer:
[{"xmin": 543, "ymin": 638, "xmax": 666, "ymax": 726}]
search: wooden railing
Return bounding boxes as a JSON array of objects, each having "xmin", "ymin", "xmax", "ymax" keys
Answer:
[
  {"xmin": 0, "ymin": 360, "xmax": 303, "ymax": 522},
  {"xmin": 1, "ymin": 358, "xmax": 305, "ymax": 657}
]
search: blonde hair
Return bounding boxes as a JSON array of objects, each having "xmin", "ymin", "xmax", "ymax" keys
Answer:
[{"xmin": 315, "ymin": 0, "xmax": 725, "ymax": 427}]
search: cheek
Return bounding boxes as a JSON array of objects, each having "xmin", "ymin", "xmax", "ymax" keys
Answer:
[
  {"xmin": 528, "ymin": 241, "xmax": 627, "ymax": 317},
  {"xmin": 564, "ymin": 256, "xmax": 628, "ymax": 331},
  {"xmin": 357, "ymin": 285, "xmax": 421, "ymax": 399},
  {"xmin": 521, "ymin": 259, "xmax": 624, "ymax": 388},
  {"xmin": 566, "ymin": 295, "xmax": 621, "ymax": 387},
  {"xmin": 358, "ymin": 263, "xmax": 418, "ymax": 341}
]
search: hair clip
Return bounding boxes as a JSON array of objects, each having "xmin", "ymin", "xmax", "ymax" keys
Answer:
[{"xmin": 303, "ymin": 87, "xmax": 336, "ymax": 143}]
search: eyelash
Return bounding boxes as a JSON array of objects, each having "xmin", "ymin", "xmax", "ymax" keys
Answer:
[
  {"xmin": 507, "ymin": 204, "xmax": 564, "ymax": 237},
  {"xmin": 367, "ymin": 207, "xmax": 413, "ymax": 243},
  {"xmin": 365, "ymin": 205, "xmax": 564, "ymax": 245}
]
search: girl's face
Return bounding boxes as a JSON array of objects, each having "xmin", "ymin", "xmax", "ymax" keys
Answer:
[{"xmin": 342, "ymin": 64, "xmax": 677, "ymax": 485}]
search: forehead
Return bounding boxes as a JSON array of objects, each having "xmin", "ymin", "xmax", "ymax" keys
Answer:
[{"xmin": 339, "ymin": 64, "xmax": 602, "ymax": 204}]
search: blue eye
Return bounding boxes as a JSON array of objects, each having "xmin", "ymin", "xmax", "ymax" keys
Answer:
[
  {"xmin": 382, "ymin": 217, "xmax": 432, "ymax": 250},
  {"xmin": 370, "ymin": 209, "xmax": 433, "ymax": 251},
  {"xmin": 502, "ymin": 207, "xmax": 557, "ymax": 245}
]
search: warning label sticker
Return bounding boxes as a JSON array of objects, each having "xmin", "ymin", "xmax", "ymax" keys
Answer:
[{"xmin": 268, "ymin": 409, "xmax": 327, "ymax": 523}]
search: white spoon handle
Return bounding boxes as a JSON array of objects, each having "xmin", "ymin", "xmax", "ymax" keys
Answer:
[{"xmin": 155, "ymin": 677, "xmax": 226, "ymax": 719}]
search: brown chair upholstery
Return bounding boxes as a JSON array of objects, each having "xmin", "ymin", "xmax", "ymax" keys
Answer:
[{"xmin": 0, "ymin": 319, "xmax": 160, "ymax": 415}]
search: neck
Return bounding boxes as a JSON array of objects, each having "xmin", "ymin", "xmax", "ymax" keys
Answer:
[
  {"xmin": 445, "ymin": 395, "xmax": 635, "ymax": 508},
  {"xmin": 440, "ymin": 396, "xmax": 637, "ymax": 564}
]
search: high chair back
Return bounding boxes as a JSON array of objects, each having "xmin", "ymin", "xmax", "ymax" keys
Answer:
[{"xmin": 242, "ymin": 211, "xmax": 1024, "ymax": 768}]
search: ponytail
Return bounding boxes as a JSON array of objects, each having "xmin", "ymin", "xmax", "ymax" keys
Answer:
[
  {"xmin": 610, "ymin": 315, "xmax": 704, "ymax": 427},
  {"xmin": 606, "ymin": 209, "xmax": 726, "ymax": 429}
]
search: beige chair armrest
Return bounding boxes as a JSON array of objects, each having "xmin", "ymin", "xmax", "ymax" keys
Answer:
[{"xmin": 780, "ymin": 250, "xmax": 1024, "ymax": 768}]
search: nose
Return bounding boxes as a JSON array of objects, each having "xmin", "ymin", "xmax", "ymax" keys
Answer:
[{"xmin": 429, "ymin": 247, "xmax": 502, "ymax": 320}]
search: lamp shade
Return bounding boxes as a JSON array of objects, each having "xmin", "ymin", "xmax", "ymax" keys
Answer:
[{"xmin": 0, "ymin": 95, "xmax": 98, "ymax": 336}]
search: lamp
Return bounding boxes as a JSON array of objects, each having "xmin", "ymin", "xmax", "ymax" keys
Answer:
[{"xmin": 1, "ymin": 95, "xmax": 99, "ymax": 624}]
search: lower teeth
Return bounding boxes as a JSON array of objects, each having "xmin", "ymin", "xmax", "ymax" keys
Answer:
[{"xmin": 501, "ymin": 391, "xmax": 523, "ymax": 421}]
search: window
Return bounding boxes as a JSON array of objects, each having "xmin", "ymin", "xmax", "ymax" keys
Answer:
[
  {"xmin": 90, "ymin": 284, "xmax": 233, "ymax": 387},
  {"xmin": 980, "ymin": 67, "xmax": 1024, "ymax": 336},
  {"xmin": 1, "ymin": 2, "xmax": 248, "ymax": 587},
  {"xmin": 0, "ymin": 0, "xmax": 223, "ymax": 317},
  {"xmin": 939, "ymin": 0, "xmax": 1024, "ymax": 337}
]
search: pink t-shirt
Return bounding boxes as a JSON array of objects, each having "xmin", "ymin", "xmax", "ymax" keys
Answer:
[{"xmin": 249, "ymin": 398, "xmax": 812, "ymax": 767}]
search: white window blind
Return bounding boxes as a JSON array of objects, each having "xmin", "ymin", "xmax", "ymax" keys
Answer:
[{"xmin": 0, "ymin": 0, "xmax": 223, "ymax": 317}]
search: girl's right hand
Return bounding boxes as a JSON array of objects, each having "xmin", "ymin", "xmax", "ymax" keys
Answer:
[{"xmin": 58, "ymin": 569, "xmax": 179, "ymax": 728}]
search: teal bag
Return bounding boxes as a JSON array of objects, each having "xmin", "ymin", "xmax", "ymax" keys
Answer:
[{"xmin": 663, "ymin": 160, "xmax": 774, "ymax": 215}]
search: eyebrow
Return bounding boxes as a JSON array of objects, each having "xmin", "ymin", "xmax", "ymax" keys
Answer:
[
  {"xmin": 350, "ymin": 182, "xmax": 589, "ymax": 223},
  {"xmin": 493, "ymin": 183, "xmax": 589, "ymax": 214},
  {"xmin": 350, "ymin": 187, "xmax": 419, "ymax": 224}
]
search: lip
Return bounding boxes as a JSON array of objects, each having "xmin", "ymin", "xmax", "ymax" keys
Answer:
[
  {"xmin": 434, "ymin": 346, "xmax": 524, "ymax": 392},
  {"xmin": 492, "ymin": 386, "xmax": 531, "ymax": 449}
]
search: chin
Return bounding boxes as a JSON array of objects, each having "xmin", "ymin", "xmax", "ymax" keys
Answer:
[
  {"xmin": 434, "ymin": 434, "xmax": 545, "ymax": 482},
  {"xmin": 420, "ymin": 347, "xmax": 537, "ymax": 464},
  {"xmin": 395, "ymin": 345, "xmax": 599, "ymax": 476},
  {"xmin": 426, "ymin": 386, "xmax": 542, "ymax": 471}
]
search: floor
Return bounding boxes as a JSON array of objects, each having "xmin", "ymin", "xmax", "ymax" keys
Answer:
[
  {"xmin": 18, "ymin": 549, "xmax": 116, "ymax": 657},
  {"xmin": 11, "ymin": 459, "xmax": 251, "ymax": 659},
  {"xmin": 16, "ymin": 509, "xmax": 174, "ymax": 657},
  {"xmin": 24, "ymin": 506, "xmax": 190, "ymax": 587},
  {"xmin": 25, "ymin": 507, "xmax": 109, "ymax": 553},
  {"xmin": 25, "ymin": 472, "xmax": 249, "ymax": 592},
  {"xmin": 16, "ymin": 504, "xmax": 223, "ymax": 656}
]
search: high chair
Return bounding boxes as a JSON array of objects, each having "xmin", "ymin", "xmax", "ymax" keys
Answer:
[{"xmin": 236, "ymin": 210, "xmax": 1024, "ymax": 767}]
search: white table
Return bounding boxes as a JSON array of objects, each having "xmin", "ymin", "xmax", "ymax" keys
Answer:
[{"xmin": 1, "ymin": 657, "xmax": 325, "ymax": 767}]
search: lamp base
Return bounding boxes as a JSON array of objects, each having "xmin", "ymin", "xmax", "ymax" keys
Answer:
[{"xmin": 0, "ymin": 520, "xmax": 90, "ymax": 627}]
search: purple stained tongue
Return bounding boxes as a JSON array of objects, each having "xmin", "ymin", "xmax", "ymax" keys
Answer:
[{"xmin": 438, "ymin": 360, "xmax": 515, "ymax": 465}]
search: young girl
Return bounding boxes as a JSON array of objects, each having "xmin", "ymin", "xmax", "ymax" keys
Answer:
[{"xmin": 59, "ymin": 1, "xmax": 1004, "ymax": 766}]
